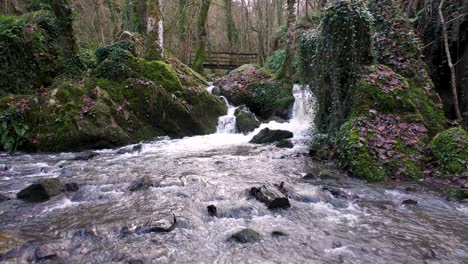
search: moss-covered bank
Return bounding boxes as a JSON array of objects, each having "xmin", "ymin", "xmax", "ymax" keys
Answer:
[
  {"xmin": 0, "ymin": 38, "xmax": 227, "ymax": 152},
  {"xmin": 304, "ymin": 0, "xmax": 453, "ymax": 182}
]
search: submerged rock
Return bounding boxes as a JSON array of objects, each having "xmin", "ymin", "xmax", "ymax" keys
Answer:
[
  {"xmin": 271, "ymin": 231, "xmax": 288, "ymax": 237},
  {"xmin": 228, "ymin": 228, "xmax": 261, "ymax": 244},
  {"xmin": 34, "ymin": 243, "xmax": 68, "ymax": 261},
  {"xmin": 249, "ymin": 128, "xmax": 293, "ymax": 144},
  {"xmin": 17, "ymin": 178, "xmax": 62, "ymax": 202},
  {"xmin": 249, "ymin": 184, "xmax": 291, "ymax": 209},
  {"xmin": 72, "ymin": 152, "xmax": 99, "ymax": 161},
  {"xmin": 128, "ymin": 176, "xmax": 153, "ymax": 192},
  {"xmin": 207, "ymin": 205, "xmax": 217, "ymax": 217},
  {"xmin": 322, "ymin": 187, "xmax": 357, "ymax": 200},
  {"xmin": 402, "ymin": 199, "xmax": 418, "ymax": 206},
  {"xmin": 276, "ymin": 139, "xmax": 294, "ymax": 149},
  {"xmin": 63, "ymin": 182, "xmax": 79, "ymax": 192}
]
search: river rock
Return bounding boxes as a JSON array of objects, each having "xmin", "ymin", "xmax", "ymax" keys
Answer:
[
  {"xmin": 207, "ymin": 205, "xmax": 217, "ymax": 217},
  {"xmin": 128, "ymin": 176, "xmax": 153, "ymax": 192},
  {"xmin": 136, "ymin": 215, "xmax": 177, "ymax": 234},
  {"xmin": 17, "ymin": 178, "xmax": 62, "ymax": 202},
  {"xmin": 322, "ymin": 186, "xmax": 357, "ymax": 200},
  {"xmin": 34, "ymin": 243, "xmax": 68, "ymax": 261},
  {"xmin": 402, "ymin": 199, "xmax": 418, "ymax": 206},
  {"xmin": 249, "ymin": 184, "xmax": 291, "ymax": 209},
  {"xmin": 0, "ymin": 165, "xmax": 8, "ymax": 171},
  {"xmin": 271, "ymin": 231, "xmax": 288, "ymax": 237},
  {"xmin": 249, "ymin": 128, "xmax": 293, "ymax": 144},
  {"xmin": 276, "ymin": 139, "xmax": 294, "ymax": 149},
  {"xmin": 63, "ymin": 182, "xmax": 79, "ymax": 192},
  {"xmin": 228, "ymin": 228, "xmax": 261, "ymax": 243},
  {"xmin": 117, "ymin": 144, "xmax": 143, "ymax": 154},
  {"xmin": 235, "ymin": 106, "xmax": 260, "ymax": 134}
]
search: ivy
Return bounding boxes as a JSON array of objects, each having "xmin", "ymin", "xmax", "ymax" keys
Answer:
[{"xmin": 0, "ymin": 108, "xmax": 30, "ymax": 153}]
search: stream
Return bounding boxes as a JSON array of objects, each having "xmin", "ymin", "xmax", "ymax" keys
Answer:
[{"xmin": 0, "ymin": 85, "xmax": 467, "ymax": 263}]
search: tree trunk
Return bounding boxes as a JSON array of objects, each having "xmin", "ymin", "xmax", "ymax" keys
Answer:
[
  {"xmin": 50, "ymin": 0, "xmax": 79, "ymax": 56},
  {"xmin": 224, "ymin": 0, "xmax": 239, "ymax": 51},
  {"xmin": 192, "ymin": 0, "xmax": 211, "ymax": 75},
  {"xmin": 277, "ymin": 0, "xmax": 296, "ymax": 80},
  {"xmin": 138, "ymin": 0, "xmax": 147, "ymax": 33},
  {"xmin": 438, "ymin": 0, "xmax": 463, "ymax": 122},
  {"xmin": 145, "ymin": 0, "xmax": 163, "ymax": 61},
  {"xmin": 177, "ymin": 0, "xmax": 188, "ymax": 63}
]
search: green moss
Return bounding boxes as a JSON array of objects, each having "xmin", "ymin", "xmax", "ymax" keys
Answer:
[
  {"xmin": 337, "ymin": 121, "xmax": 385, "ymax": 181},
  {"xmin": 446, "ymin": 187, "xmax": 468, "ymax": 201},
  {"xmin": 246, "ymin": 82, "xmax": 294, "ymax": 119},
  {"xmin": 430, "ymin": 128, "xmax": 468, "ymax": 176},
  {"xmin": 138, "ymin": 60, "xmax": 183, "ymax": 93},
  {"xmin": 94, "ymin": 48, "xmax": 138, "ymax": 81}
]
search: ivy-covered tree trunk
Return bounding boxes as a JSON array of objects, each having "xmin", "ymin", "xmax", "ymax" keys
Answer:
[
  {"xmin": 277, "ymin": 0, "xmax": 296, "ymax": 80},
  {"xmin": 192, "ymin": 0, "xmax": 211, "ymax": 75},
  {"xmin": 177, "ymin": 0, "xmax": 188, "ymax": 63},
  {"xmin": 50, "ymin": 0, "xmax": 81, "ymax": 74},
  {"xmin": 224, "ymin": 0, "xmax": 239, "ymax": 51},
  {"xmin": 145, "ymin": 0, "xmax": 163, "ymax": 61},
  {"xmin": 138, "ymin": 0, "xmax": 148, "ymax": 33}
]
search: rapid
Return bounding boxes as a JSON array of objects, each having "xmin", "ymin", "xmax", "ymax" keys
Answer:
[{"xmin": 0, "ymin": 85, "xmax": 467, "ymax": 263}]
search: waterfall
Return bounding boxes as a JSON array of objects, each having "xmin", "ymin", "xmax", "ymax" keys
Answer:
[{"xmin": 216, "ymin": 97, "xmax": 237, "ymax": 134}]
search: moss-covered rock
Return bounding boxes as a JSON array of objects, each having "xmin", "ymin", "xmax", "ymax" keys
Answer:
[
  {"xmin": 215, "ymin": 65, "xmax": 294, "ymax": 120},
  {"xmin": 0, "ymin": 45, "xmax": 227, "ymax": 152},
  {"xmin": 430, "ymin": 128, "xmax": 468, "ymax": 177},
  {"xmin": 235, "ymin": 106, "xmax": 260, "ymax": 134}
]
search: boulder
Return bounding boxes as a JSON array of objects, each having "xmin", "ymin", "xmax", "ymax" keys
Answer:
[
  {"xmin": 17, "ymin": 178, "xmax": 62, "ymax": 202},
  {"xmin": 117, "ymin": 144, "xmax": 143, "ymax": 154},
  {"xmin": 128, "ymin": 176, "xmax": 153, "ymax": 192},
  {"xmin": 235, "ymin": 106, "xmax": 260, "ymax": 134},
  {"xmin": 249, "ymin": 128, "xmax": 293, "ymax": 144},
  {"xmin": 34, "ymin": 243, "xmax": 69, "ymax": 261},
  {"xmin": 249, "ymin": 184, "xmax": 290, "ymax": 209},
  {"xmin": 228, "ymin": 228, "xmax": 261, "ymax": 244},
  {"xmin": 276, "ymin": 139, "xmax": 293, "ymax": 149}
]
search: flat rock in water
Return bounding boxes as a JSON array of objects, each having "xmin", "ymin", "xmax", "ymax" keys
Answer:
[
  {"xmin": 128, "ymin": 176, "xmax": 153, "ymax": 192},
  {"xmin": 271, "ymin": 231, "xmax": 288, "ymax": 237},
  {"xmin": 34, "ymin": 243, "xmax": 68, "ymax": 261},
  {"xmin": 249, "ymin": 184, "xmax": 290, "ymax": 209},
  {"xmin": 228, "ymin": 228, "xmax": 261, "ymax": 243},
  {"xmin": 249, "ymin": 128, "xmax": 293, "ymax": 144},
  {"xmin": 276, "ymin": 139, "xmax": 294, "ymax": 149},
  {"xmin": 136, "ymin": 215, "xmax": 177, "ymax": 234},
  {"xmin": 63, "ymin": 182, "xmax": 79, "ymax": 192},
  {"xmin": 17, "ymin": 178, "xmax": 62, "ymax": 202}
]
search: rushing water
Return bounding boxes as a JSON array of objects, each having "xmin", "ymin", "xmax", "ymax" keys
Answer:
[{"xmin": 0, "ymin": 85, "xmax": 467, "ymax": 263}]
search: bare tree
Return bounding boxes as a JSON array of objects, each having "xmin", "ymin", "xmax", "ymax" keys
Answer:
[{"xmin": 438, "ymin": 0, "xmax": 463, "ymax": 121}]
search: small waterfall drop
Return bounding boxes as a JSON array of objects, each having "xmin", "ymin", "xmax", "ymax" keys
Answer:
[{"xmin": 216, "ymin": 96, "xmax": 237, "ymax": 134}]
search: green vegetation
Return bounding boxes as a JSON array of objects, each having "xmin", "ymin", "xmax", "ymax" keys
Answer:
[{"xmin": 431, "ymin": 128, "xmax": 468, "ymax": 176}]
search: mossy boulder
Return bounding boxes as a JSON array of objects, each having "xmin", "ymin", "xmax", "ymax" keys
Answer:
[
  {"xmin": 215, "ymin": 65, "xmax": 294, "ymax": 120},
  {"xmin": 235, "ymin": 106, "xmax": 260, "ymax": 134},
  {"xmin": 430, "ymin": 128, "xmax": 468, "ymax": 177}
]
